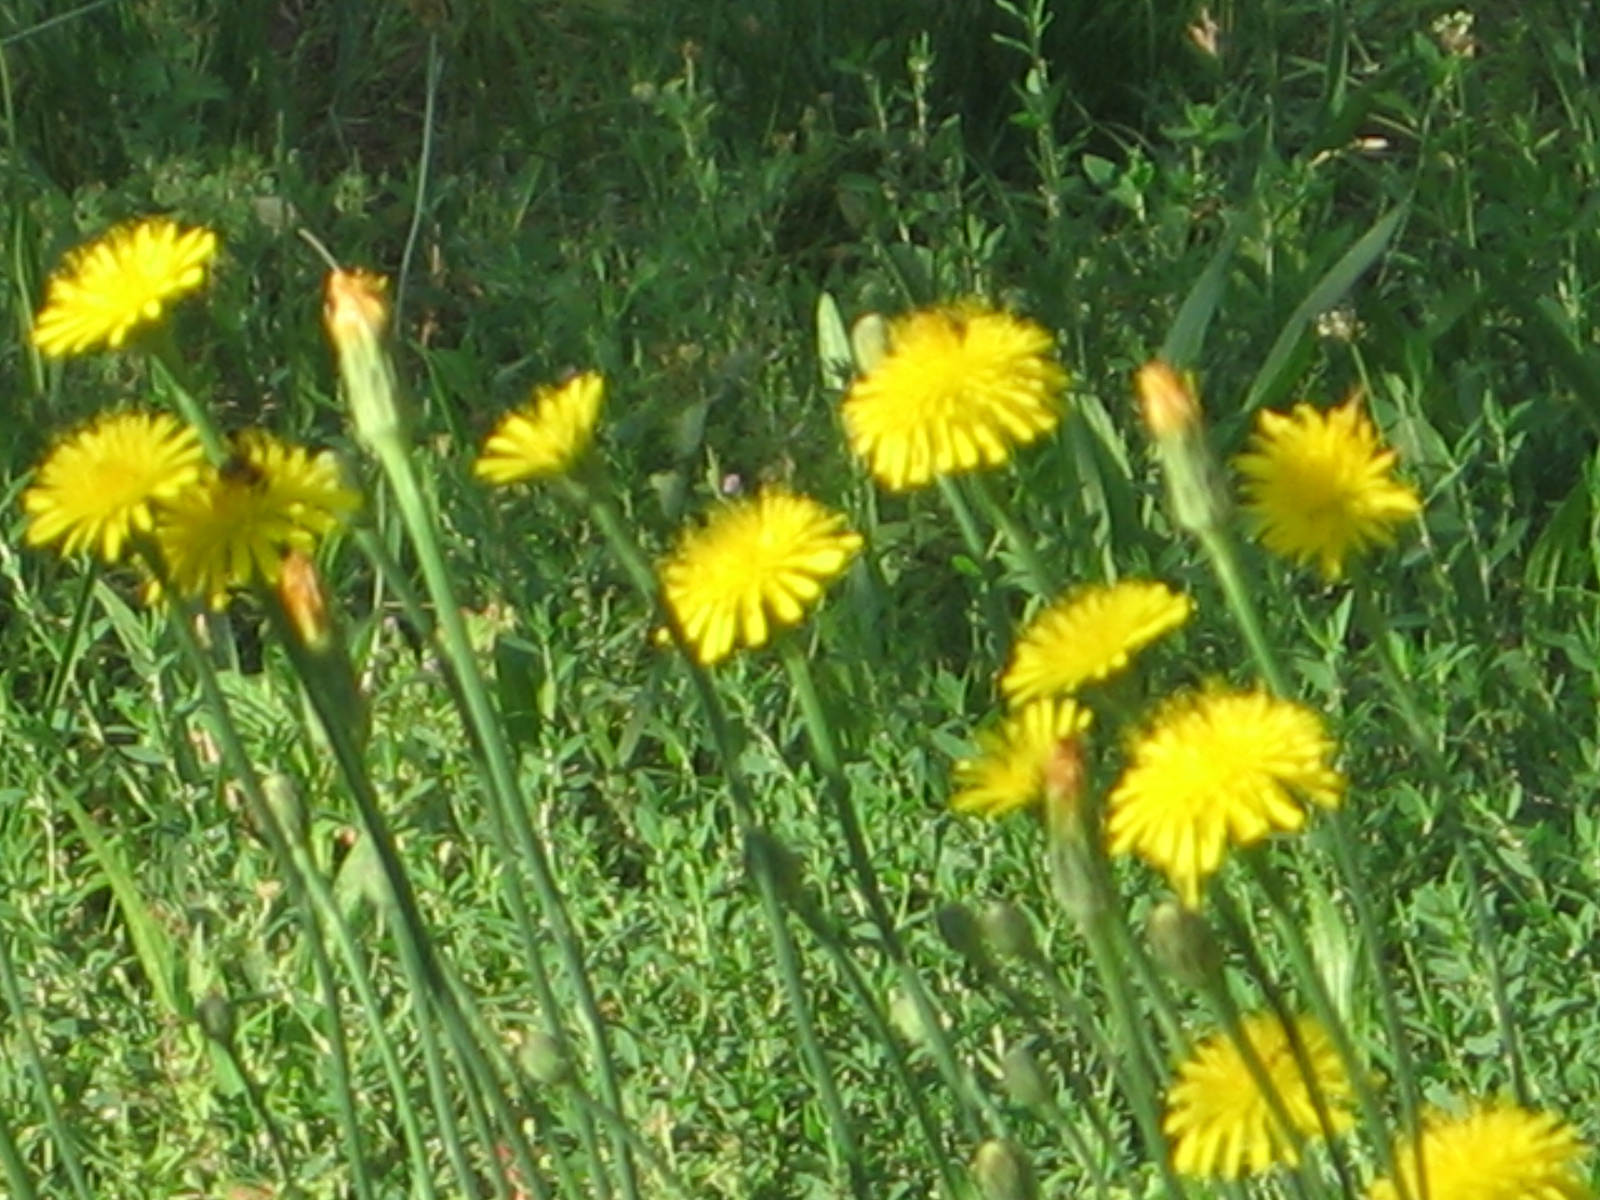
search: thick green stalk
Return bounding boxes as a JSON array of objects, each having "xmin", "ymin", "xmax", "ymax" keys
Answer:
[
  {"xmin": 366, "ymin": 432, "xmax": 632, "ymax": 1199},
  {"xmin": 164, "ymin": 608, "xmax": 452, "ymax": 1199},
  {"xmin": 582, "ymin": 485, "xmax": 871, "ymax": 1197},
  {"xmin": 966, "ymin": 472, "xmax": 1058, "ymax": 597},
  {"xmin": 0, "ymin": 1111, "xmax": 38, "ymax": 1200},
  {"xmin": 780, "ymin": 640, "xmax": 999, "ymax": 1138}
]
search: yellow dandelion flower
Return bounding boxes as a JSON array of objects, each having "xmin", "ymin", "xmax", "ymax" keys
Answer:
[
  {"xmin": 23, "ymin": 411, "xmax": 204, "ymax": 562},
  {"xmin": 156, "ymin": 430, "xmax": 360, "ymax": 605},
  {"xmin": 1235, "ymin": 395, "xmax": 1422, "ymax": 581},
  {"xmin": 841, "ymin": 303, "xmax": 1067, "ymax": 491},
  {"xmin": 1106, "ymin": 687, "xmax": 1343, "ymax": 906},
  {"xmin": 660, "ymin": 487, "xmax": 863, "ymax": 665},
  {"xmin": 951, "ymin": 698, "xmax": 1092, "ymax": 818},
  {"xmin": 1002, "ymin": 580, "xmax": 1194, "ymax": 704},
  {"xmin": 1370, "ymin": 1103, "xmax": 1594, "ymax": 1200},
  {"xmin": 1166, "ymin": 1013, "xmax": 1353, "ymax": 1178},
  {"xmin": 32, "ymin": 218, "xmax": 218, "ymax": 357},
  {"xmin": 474, "ymin": 371, "xmax": 604, "ymax": 485}
]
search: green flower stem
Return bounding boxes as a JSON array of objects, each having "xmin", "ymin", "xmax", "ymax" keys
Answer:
[
  {"xmin": 1349, "ymin": 580, "xmax": 1525, "ymax": 1105},
  {"xmin": 40, "ymin": 565, "xmax": 97, "ymax": 717},
  {"xmin": 789, "ymin": 896, "xmax": 969, "ymax": 1200},
  {"xmin": 780, "ymin": 639, "xmax": 1000, "ymax": 1138},
  {"xmin": 367, "ymin": 434, "xmax": 633, "ymax": 1200},
  {"xmin": 1195, "ymin": 526, "xmax": 1291, "ymax": 696},
  {"xmin": 271, "ymin": 598, "xmax": 562, "ymax": 1200},
  {"xmin": 579, "ymin": 483, "xmax": 871, "ymax": 1197},
  {"xmin": 1234, "ymin": 857, "xmax": 1396, "ymax": 1182},
  {"xmin": 163, "ymin": 607, "xmax": 449, "ymax": 1200},
  {"xmin": 147, "ymin": 339, "xmax": 227, "ymax": 464},
  {"xmin": 965, "ymin": 471, "xmax": 1058, "ymax": 597},
  {"xmin": 0, "ymin": 925, "xmax": 91, "ymax": 1200},
  {"xmin": 0, "ymin": 1111, "xmax": 37, "ymax": 1200},
  {"xmin": 1191, "ymin": 907, "xmax": 1353, "ymax": 1200},
  {"xmin": 936, "ymin": 475, "xmax": 1012, "ymax": 651}
]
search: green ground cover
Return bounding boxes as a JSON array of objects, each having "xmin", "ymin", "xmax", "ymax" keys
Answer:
[{"xmin": 5, "ymin": 1, "xmax": 1600, "ymax": 1197}]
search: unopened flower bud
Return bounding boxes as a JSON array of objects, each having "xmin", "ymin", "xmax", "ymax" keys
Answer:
[
  {"xmin": 1134, "ymin": 359, "xmax": 1228, "ymax": 535},
  {"xmin": 325, "ymin": 269, "xmax": 406, "ymax": 450},
  {"xmin": 197, "ymin": 990, "xmax": 236, "ymax": 1045},
  {"xmin": 977, "ymin": 900, "xmax": 1039, "ymax": 961},
  {"xmin": 889, "ymin": 989, "xmax": 941, "ymax": 1047},
  {"xmin": 278, "ymin": 551, "xmax": 333, "ymax": 653},
  {"xmin": 972, "ymin": 1139, "xmax": 1039, "ymax": 1200},
  {"xmin": 518, "ymin": 1031, "xmax": 573, "ymax": 1086},
  {"xmin": 262, "ymin": 771, "xmax": 310, "ymax": 849},
  {"xmin": 1000, "ymin": 1041, "xmax": 1053, "ymax": 1110},
  {"xmin": 935, "ymin": 902, "xmax": 992, "ymax": 970},
  {"xmin": 1146, "ymin": 899, "xmax": 1222, "ymax": 988}
]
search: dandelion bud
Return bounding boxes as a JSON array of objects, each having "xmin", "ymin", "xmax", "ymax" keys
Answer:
[
  {"xmin": 261, "ymin": 771, "xmax": 310, "ymax": 850},
  {"xmin": 977, "ymin": 900, "xmax": 1039, "ymax": 961},
  {"xmin": 197, "ymin": 990, "xmax": 237, "ymax": 1046},
  {"xmin": 1134, "ymin": 359, "xmax": 1228, "ymax": 535},
  {"xmin": 935, "ymin": 903, "xmax": 992, "ymax": 970},
  {"xmin": 518, "ymin": 1031, "xmax": 573, "ymax": 1086},
  {"xmin": 1000, "ymin": 1041, "xmax": 1053, "ymax": 1110},
  {"xmin": 971, "ymin": 1139, "xmax": 1039, "ymax": 1200},
  {"xmin": 1146, "ymin": 899, "xmax": 1222, "ymax": 988},
  {"xmin": 278, "ymin": 551, "xmax": 333, "ymax": 653},
  {"xmin": 889, "ymin": 989, "xmax": 941, "ymax": 1047},
  {"xmin": 324, "ymin": 269, "xmax": 406, "ymax": 451}
]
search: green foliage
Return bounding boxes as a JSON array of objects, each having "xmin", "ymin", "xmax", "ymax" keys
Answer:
[{"xmin": 6, "ymin": 0, "xmax": 1600, "ymax": 1197}]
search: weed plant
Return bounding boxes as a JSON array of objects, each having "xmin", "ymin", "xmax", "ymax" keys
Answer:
[{"xmin": 4, "ymin": 2, "xmax": 1600, "ymax": 1199}]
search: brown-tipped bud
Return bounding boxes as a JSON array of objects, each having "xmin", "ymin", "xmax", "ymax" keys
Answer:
[
  {"xmin": 1134, "ymin": 359, "xmax": 1228, "ymax": 535},
  {"xmin": 971, "ymin": 1139, "xmax": 1039, "ymax": 1200},
  {"xmin": 1043, "ymin": 735, "xmax": 1087, "ymax": 840},
  {"xmin": 278, "ymin": 551, "xmax": 333, "ymax": 653},
  {"xmin": 262, "ymin": 771, "xmax": 310, "ymax": 849},
  {"xmin": 935, "ymin": 903, "xmax": 992, "ymax": 971},
  {"xmin": 197, "ymin": 990, "xmax": 236, "ymax": 1046},
  {"xmin": 1000, "ymin": 1041, "xmax": 1053, "ymax": 1110},
  {"xmin": 1135, "ymin": 360, "xmax": 1200, "ymax": 440},
  {"xmin": 977, "ymin": 900, "xmax": 1039, "ymax": 961},
  {"xmin": 324, "ymin": 269, "xmax": 406, "ymax": 451},
  {"xmin": 518, "ymin": 1031, "xmax": 574, "ymax": 1086},
  {"xmin": 1146, "ymin": 899, "xmax": 1223, "ymax": 988}
]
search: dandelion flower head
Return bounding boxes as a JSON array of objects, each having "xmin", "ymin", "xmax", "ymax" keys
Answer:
[
  {"xmin": 1235, "ymin": 395, "xmax": 1421, "ymax": 581},
  {"xmin": 475, "ymin": 371, "xmax": 605, "ymax": 485},
  {"xmin": 32, "ymin": 218, "xmax": 218, "ymax": 357},
  {"xmin": 1002, "ymin": 580, "xmax": 1194, "ymax": 704},
  {"xmin": 1107, "ymin": 686, "xmax": 1343, "ymax": 906},
  {"xmin": 660, "ymin": 487, "xmax": 863, "ymax": 665},
  {"xmin": 23, "ymin": 411, "xmax": 204, "ymax": 563},
  {"xmin": 1369, "ymin": 1102, "xmax": 1594, "ymax": 1200},
  {"xmin": 156, "ymin": 430, "xmax": 360, "ymax": 605},
  {"xmin": 1165, "ymin": 1012, "xmax": 1353, "ymax": 1178},
  {"xmin": 840, "ymin": 303, "xmax": 1067, "ymax": 491},
  {"xmin": 951, "ymin": 698, "xmax": 1092, "ymax": 819}
]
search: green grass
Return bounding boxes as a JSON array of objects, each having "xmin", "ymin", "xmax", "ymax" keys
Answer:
[{"xmin": 6, "ymin": 0, "xmax": 1600, "ymax": 1197}]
